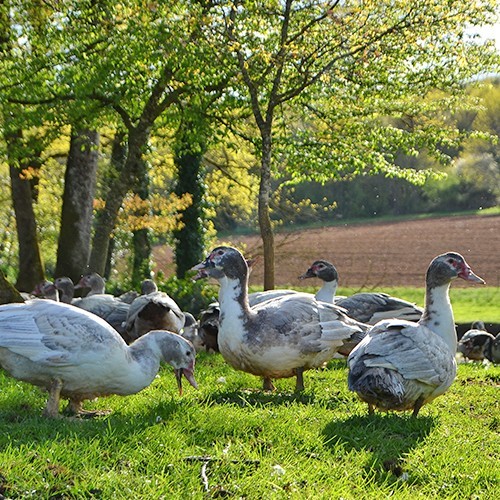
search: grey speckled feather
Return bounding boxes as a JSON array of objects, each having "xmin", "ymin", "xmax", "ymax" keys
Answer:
[
  {"xmin": 347, "ymin": 252, "xmax": 484, "ymax": 416},
  {"xmin": 193, "ymin": 246, "xmax": 370, "ymax": 390}
]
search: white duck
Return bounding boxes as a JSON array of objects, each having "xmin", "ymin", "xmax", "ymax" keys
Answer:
[
  {"xmin": 193, "ymin": 246, "xmax": 369, "ymax": 391},
  {"xmin": 347, "ymin": 252, "xmax": 485, "ymax": 417},
  {"xmin": 124, "ymin": 288, "xmax": 185, "ymax": 342},
  {"xmin": 299, "ymin": 260, "xmax": 423, "ymax": 324},
  {"xmin": 0, "ymin": 300, "xmax": 198, "ymax": 417}
]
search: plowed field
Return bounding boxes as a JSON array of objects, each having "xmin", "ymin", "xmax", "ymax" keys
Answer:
[{"xmin": 218, "ymin": 215, "xmax": 500, "ymax": 289}]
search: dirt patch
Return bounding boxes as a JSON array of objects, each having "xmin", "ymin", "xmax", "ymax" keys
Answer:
[{"xmin": 217, "ymin": 214, "xmax": 500, "ymax": 288}]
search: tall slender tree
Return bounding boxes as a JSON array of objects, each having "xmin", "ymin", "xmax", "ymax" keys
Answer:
[
  {"xmin": 173, "ymin": 114, "xmax": 208, "ymax": 278},
  {"xmin": 217, "ymin": 0, "xmax": 499, "ymax": 289}
]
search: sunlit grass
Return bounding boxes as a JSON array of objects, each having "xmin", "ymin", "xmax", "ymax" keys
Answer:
[
  {"xmin": 0, "ymin": 352, "xmax": 498, "ymax": 498},
  {"xmin": 250, "ymin": 285, "xmax": 500, "ymax": 324}
]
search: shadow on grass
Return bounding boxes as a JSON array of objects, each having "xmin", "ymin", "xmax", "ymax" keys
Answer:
[
  {"xmin": 322, "ymin": 412, "xmax": 437, "ymax": 481},
  {"xmin": 198, "ymin": 388, "xmax": 318, "ymax": 408},
  {"xmin": 0, "ymin": 392, "xmax": 187, "ymax": 447}
]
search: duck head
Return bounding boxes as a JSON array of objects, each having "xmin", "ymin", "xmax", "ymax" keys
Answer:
[
  {"xmin": 427, "ymin": 252, "xmax": 485, "ymax": 288},
  {"xmin": 298, "ymin": 260, "xmax": 339, "ymax": 283},
  {"xmin": 192, "ymin": 246, "xmax": 248, "ymax": 281},
  {"xmin": 156, "ymin": 331, "xmax": 198, "ymax": 395}
]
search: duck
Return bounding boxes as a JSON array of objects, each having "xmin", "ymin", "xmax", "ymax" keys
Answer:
[
  {"xmin": 347, "ymin": 252, "xmax": 485, "ymax": 417},
  {"xmin": 299, "ymin": 260, "xmax": 423, "ymax": 324},
  {"xmin": 0, "ymin": 299, "xmax": 198, "ymax": 417},
  {"xmin": 490, "ymin": 333, "xmax": 500, "ymax": 364},
  {"xmin": 54, "ymin": 276, "xmax": 81, "ymax": 304},
  {"xmin": 193, "ymin": 246, "xmax": 369, "ymax": 391},
  {"xmin": 32, "ymin": 280, "xmax": 60, "ymax": 301},
  {"xmin": 180, "ymin": 312, "xmax": 204, "ymax": 352},
  {"xmin": 124, "ymin": 289, "xmax": 185, "ymax": 342},
  {"xmin": 198, "ymin": 302, "xmax": 222, "ymax": 353},
  {"xmin": 457, "ymin": 321, "xmax": 498, "ymax": 362},
  {"xmin": 75, "ymin": 272, "xmax": 107, "ymax": 296}
]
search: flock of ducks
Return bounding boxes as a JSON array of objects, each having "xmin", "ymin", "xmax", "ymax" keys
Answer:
[{"xmin": 0, "ymin": 247, "xmax": 494, "ymax": 418}]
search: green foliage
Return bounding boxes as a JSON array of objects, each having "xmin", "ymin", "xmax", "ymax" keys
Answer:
[{"xmin": 157, "ymin": 274, "xmax": 219, "ymax": 317}]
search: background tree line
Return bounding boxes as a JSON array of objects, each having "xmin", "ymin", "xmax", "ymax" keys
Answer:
[{"xmin": 0, "ymin": 0, "xmax": 498, "ymax": 294}]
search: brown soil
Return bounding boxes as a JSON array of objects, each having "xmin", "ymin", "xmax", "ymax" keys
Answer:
[{"xmin": 212, "ymin": 214, "xmax": 500, "ymax": 289}]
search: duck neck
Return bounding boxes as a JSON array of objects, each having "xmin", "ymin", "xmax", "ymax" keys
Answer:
[
  {"xmin": 59, "ymin": 285, "xmax": 74, "ymax": 303},
  {"xmin": 315, "ymin": 279, "xmax": 338, "ymax": 303},
  {"xmin": 129, "ymin": 334, "xmax": 162, "ymax": 374},
  {"xmin": 419, "ymin": 283, "xmax": 457, "ymax": 352},
  {"xmin": 218, "ymin": 274, "xmax": 251, "ymax": 320}
]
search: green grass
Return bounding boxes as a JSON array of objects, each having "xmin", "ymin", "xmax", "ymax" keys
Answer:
[
  {"xmin": 0, "ymin": 352, "xmax": 499, "ymax": 498},
  {"xmin": 251, "ymin": 286, "xmax": 500, "ymax": 324}
]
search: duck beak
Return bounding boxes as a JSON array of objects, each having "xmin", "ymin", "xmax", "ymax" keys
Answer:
[
  {"xmin": 174, "ymin": 367, "xmax": 199, "ymax": 395},
  {"xmin": 191, "ymin": 268, "xmax": 209, "ymax": 281},
  {"xmin": 459, "ymin": 266, "xmax": 485, "ymax": 284},
  {"xmin": 191, "ymin": 258, "xmax": 211, "ymax": 281},
  {"xmin": 298, "ymin": 268, "xmax": 316, "ymax": 280}
]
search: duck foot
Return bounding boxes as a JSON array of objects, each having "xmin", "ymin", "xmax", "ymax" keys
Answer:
[
  {"xmin": 42, "ymin": 378, "xmax": 63, "ymax": 418},
  {"xmin": 262, "ymin": 377, "xmax": 276, "ymax": 391},
  {"xmin": 64, "ymin": 400, "xmax": 111, "ymax": 418},
  {"xmin": 294, "ymin": 368, "xmax": 305, "ymax": 392},
  {"xmin": 74, "ymin": 409, "xmax": 112, "ymax": 419}
]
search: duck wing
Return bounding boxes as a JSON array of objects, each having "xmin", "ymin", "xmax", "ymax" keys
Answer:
[
  {"xmin": 75, "ymin": 295, "xmax": 130, "ymax": 334},
  {"xmin": 336, "ymin": 293, "xmax": 423, "ymax": 324},
  {"xmin": 251, "ymin": 293, "xmax": 366, "ymax": 354},
  {"xmin": 0, "ymin": 300, "xmax": 124, "ymax": 366},
  {"xmin": 348, "ymin": 320, "xmax": 454, "ymax": 386},
  {"xmin": 125, "ymin": 292, "xmax": 185, "ymax": 339}
]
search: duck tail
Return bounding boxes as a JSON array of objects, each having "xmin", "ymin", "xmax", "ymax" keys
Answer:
[{"xmin": 348, "ymin": 366, "xmax": 405, "ymax": 409}]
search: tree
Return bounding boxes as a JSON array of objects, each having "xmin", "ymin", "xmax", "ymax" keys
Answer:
[
  {"xmin": 0, "ymin": 269, "xmax": 24, "ymax": 304},
  {"xmin": 6, "ymin": 132, "xmax": 45, "ymax": 291},
  {"xmin": 216, "ymin": 0, "xmax": 499, "ymax": 289},
  {"xmin": 1, "ymin": 1, "xmax": 46, "ymax": 291},
  {"xmin": 55, "ymin": 129, "xmax": 99, "ymax": 282},
  {"xmin": 173, "ymin": 116, "xmax": 208, "ymax": 278}
]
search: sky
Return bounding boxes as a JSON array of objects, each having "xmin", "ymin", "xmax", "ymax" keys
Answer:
[{"xmin": 476, "ymin": 22, "xmax": 500, "ymax": 49}]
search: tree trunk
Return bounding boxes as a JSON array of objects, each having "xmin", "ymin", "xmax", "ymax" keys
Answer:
[
  {"xmin": 258, "ymin": 131, "xmax": 275, "ymax": 290},
  {"xmin": 89, "ymin": 127, "xmax": 150, "ymax": 275},
  {"xmin": 6, "ymin": 129, "xmax": 45, "ymax": 292},
  {"xmin": 0, "ymin": 269, "xmax": 24, "ymax": 304},
  {"xmin": 131, "ymin": 157, "xmax": 152, "ymax": 286},
  {"xmin": 55, "ymin": 129, "xmax": 99, "ymax": 282},
  {"xmin": 173, "ymin": 122, "xmax": 207, "ymax": 278}
]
